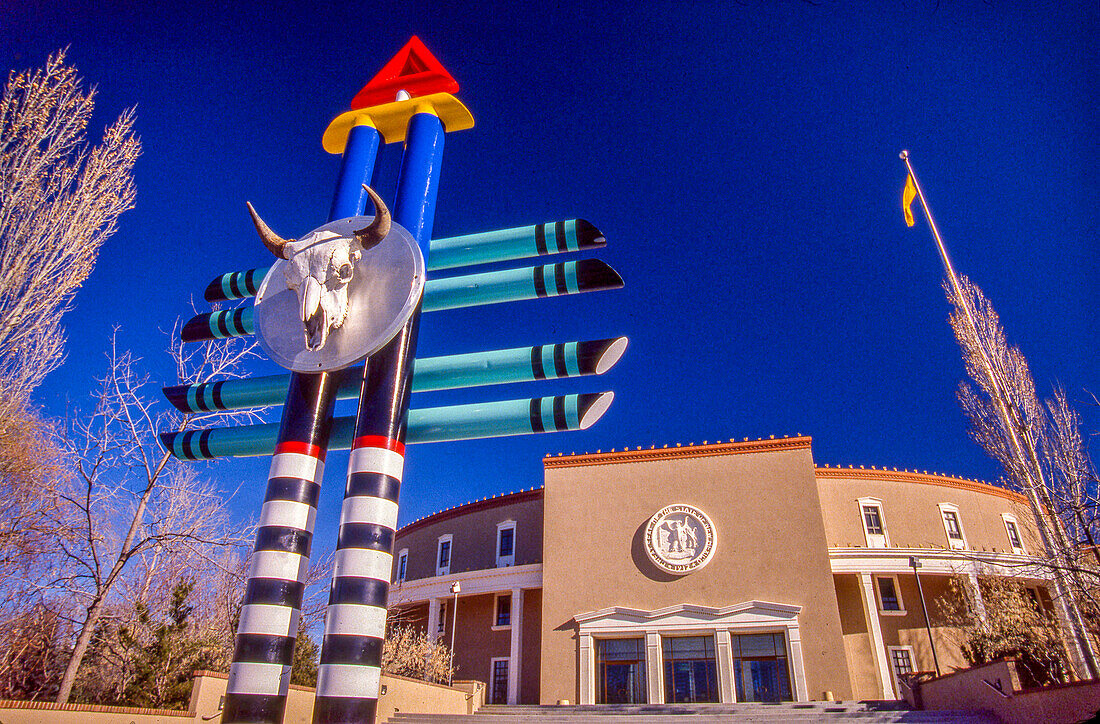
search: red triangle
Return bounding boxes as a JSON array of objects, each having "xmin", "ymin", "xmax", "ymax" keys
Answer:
[{"xmin": 351, "ymin": 36, "xmax": 459, "ymax": 109}]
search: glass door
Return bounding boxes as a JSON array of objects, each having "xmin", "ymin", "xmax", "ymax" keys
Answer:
[
  {"xmin": 732, "ymin": 632, "xmax": 792, "ymax": 702},
  {"xmin": 661, "ymin": 636, "xmax": 719, "ymax": 703},
  {"xmin": 596, "ymin": 638, "xmax": 647, "ymax": 704}
]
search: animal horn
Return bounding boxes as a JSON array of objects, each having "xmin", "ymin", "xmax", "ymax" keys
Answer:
[
  {"xmin": 354, "ymin": 185, "xmax": 392, "ymax": 251},
  {"xmin": 246, "ymin": 202, "xmax": 291, "ymax": 259}
]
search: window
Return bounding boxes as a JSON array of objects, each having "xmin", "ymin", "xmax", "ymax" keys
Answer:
[
  {"xmin": 876, "ymin": 575, "xmax": 905, "ymax": 615},
  {"xmin": 494, "ymin": 593, "xmax": 512, "ymax": 628},
  {"xmin": 490, "ymin": 658, "xmax": 509, "ymax": 704},
  {"xmin": 396, "ymin": 549, "xmax": 408, "ymax": 583},
  {"xmin": 496, "ymin": 521, "xmax": 516, "ymax": 567},
  {"xmin": 858, "ymin": 498, "xmax": 889, "ymax": 548},
  {"xmin": 938, "ymin": 504, "xmax": 967, "ymax": 550},
  {"xmin": 887, "ymin": 646, "xmax": 914, "ymax": 698},
  {"xmin": 1003, "ymin": 515, "xmax": 1025, "ymax": 554},
  {"xmin": 662, "ymin": 636, "xmax": 719, "ymax": 703},
  {"xmin": 596, "ymin": 638, "xmax": 647, "ymax": 704},
  {"xmin": 437, "ymin": 601, "xmax": 447, "ymax": 633},
  {"xmin": 732, "ymin": 632, "xmax": 792, "ymax": 703},
  {"xmin": 863, "ymin": 506, "xmax": 884, "ymax": 535},
  {"xmin": 436, "ymin": 535, "xmax": 453, "ymax": 576}
]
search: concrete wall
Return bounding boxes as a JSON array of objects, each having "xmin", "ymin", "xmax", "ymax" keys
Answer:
[
  {"xmin": 918, "ymin": 658, "xmax": 1100, "ymax": 724},
  {"xmin": 0, "ymin": 671, "xmax": 485, "ymax": 724},
  {"xmin": 376, "ymin": 676, "xmax": 485, "ymax": 724},
  {"xmin": 816, "ymin": 468, "xmax": 1034, "ymax": 553},
  {"xmin": 540, "ymin": 438, "xmax": 853, "ymax": 704},
  {"xmin": 393, "ymin": 491, "xmax": 543, "ymax": 581}
]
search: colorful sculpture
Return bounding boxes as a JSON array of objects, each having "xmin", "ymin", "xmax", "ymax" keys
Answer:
[
  {"xmin": 162, "ymin": 37, "xmax": 626, "ymax": 724},
  {"xmin": 247, "ymin": 186, "xmax": 391, "ymax": 351}
]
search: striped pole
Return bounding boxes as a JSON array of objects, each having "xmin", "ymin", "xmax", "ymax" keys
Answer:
[
  {"xmin": 313, "ymin": 109, "xmax": 446, "ymax": 724},
  {"xmin": 222, "ymin": 120, "xmax": 381, "ymax": 724},
  {"xmin": 222, "ymin": 372, "xmax": 341, "ymax": 723},
  {"xmin": 201, "ymin": 217, "xmax": 606, "ymax": 302},
  {"xmin": 159, "ymin": 391, "xmax": 616, "ymax": 459},
  {"xmin": 181, "ymin": 260, "xmax": 623, "ymax": 343},
  {"xmin": 162, "ymin": 337, "xmax": 628, "ymax": 412}
]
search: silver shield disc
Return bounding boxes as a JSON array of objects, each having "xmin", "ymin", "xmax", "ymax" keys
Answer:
[{"xmin": 254, "ymin": 216, "xmax": 425, "ymax": 373}]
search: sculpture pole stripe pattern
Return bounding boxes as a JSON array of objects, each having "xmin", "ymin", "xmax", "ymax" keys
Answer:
[
  {"xmin": 201, "ymin": 218, "xmax": 605, "ymax": 302},
  {"xmin": 204, "ymin": 267, "xmax": 262, "ymax": 302},
  {"xmin": 162, "ymin": 337, "xmax": 628, "ymax": 413},
  {"xmin": 222, "ymin": 374, "xmax": 339, "ymax": 723},
  {"xmin": 313, "ymin": 109, "xmax": 448, "ymax": 724},
  {"xmin": 221, "ymin": 120, "xmax": 382, "ymax": 724},
  {"xmin": 160, "ymin": 392, "xmax": 615, "ymax": 460},
  {"xmin": 180, "ymin": 259, "xmax": 623, "ymax": 343}
]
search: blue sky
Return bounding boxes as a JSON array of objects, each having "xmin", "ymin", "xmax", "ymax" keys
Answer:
[{"xmin": 7, "ymin": 2, "xmax": 1097, "ymax": 537}]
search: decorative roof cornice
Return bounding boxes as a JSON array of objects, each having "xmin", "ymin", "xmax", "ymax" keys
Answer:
[
  {"xmin": 544, "ymin": 436, "xmax": 813, "ymax": 469},
  {"xmin": 815, "ymin": 466, "xmax": 1026, "ymax": 503},
  {"xmin": 395, "ymin": 488, "xmax": 543, "ymax": 537}
]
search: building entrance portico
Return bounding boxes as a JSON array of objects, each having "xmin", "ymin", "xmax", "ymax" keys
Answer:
[{"xmin": 574, "ymin": 601, "xmax": 808, "ymax": 705}]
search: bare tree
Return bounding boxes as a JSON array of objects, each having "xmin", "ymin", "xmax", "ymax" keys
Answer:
[
  {"xmin": 0, "ymin": 401, "xmax": 68, "ymax": 602},
  {"xmin": 948, "ymin": 275, "xmax": 1100, "ymax": 679},
  {"xmin": 0, "ymin": 49, "xmax": 140, "ymax": 412},
  {"xmin": 50, "ymin": 330, "xmax": 259, "ymax": 703}
]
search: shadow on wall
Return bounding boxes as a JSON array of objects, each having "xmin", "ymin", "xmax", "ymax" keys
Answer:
[{"xmin": 632, "ymin": 518, "xmax": 682, "ymax": 583}]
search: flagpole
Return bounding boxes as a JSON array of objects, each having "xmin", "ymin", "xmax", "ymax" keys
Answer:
[
  {"xmin": 899, "ymin": 150, "xmax": 1100, "ymax": 680},
  {"xmin": 898, "ymin": 151, "xmax": 971, "ymax": 326}
]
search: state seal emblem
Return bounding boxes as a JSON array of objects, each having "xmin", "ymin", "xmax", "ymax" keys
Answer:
[{"xmin": 644, "ymin": 504, "xmax": 716, "ymax": 575}]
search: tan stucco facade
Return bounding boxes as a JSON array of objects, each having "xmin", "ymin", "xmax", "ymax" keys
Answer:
[
  {"xmin": 539, "ymin": 438, "xmax": 850, "ymax": 704},
  {"xmin": 389, "ymin": 437, "xmax": 1061, "ymax": 706}
]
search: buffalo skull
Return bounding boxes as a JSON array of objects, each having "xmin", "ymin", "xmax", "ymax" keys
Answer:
[{"xmin": 247, "ymin": 185, "xmax": 391, "ymax": 351}]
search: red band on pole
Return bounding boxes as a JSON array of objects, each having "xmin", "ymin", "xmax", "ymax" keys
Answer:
[
  {"xmin": 352, "ymin": 435, "xmax": 406, "ymax": 455},
  {"xmin": 274, "ymin": 440, "xmax": 327, "ymax": 461}
]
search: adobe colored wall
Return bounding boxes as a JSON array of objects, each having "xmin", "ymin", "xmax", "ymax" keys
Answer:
[
  {"xmin": 919, "ymin": 659, "xmax": 1100, "ymax": 724},
  {"xmin": 816, "ymin": 469, "xmax": 1034, "ymax": 553},
  {"xmin": 540, "ymin": 439, "xmax": 853, "ymax": 704}
]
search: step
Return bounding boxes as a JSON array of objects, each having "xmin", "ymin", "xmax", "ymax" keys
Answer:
[{"xmin": 385, "ymin": 708, "xmax": 997, "ymax": 724}]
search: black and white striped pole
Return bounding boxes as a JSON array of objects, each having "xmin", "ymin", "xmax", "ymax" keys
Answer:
[
  {"xmin": 312, "ymin": 98, "xmax": 453, "ymax": 723},
  {"xmin": 221, "ymin": 120, "xmax": 383, "ymax": 723}
]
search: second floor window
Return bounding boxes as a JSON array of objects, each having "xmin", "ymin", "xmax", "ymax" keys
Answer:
[
  {"xmin": 397, "ymin": 551, "xmax": 408, "ymax": 582},
  {"xmin": 943, "ymin": 511, "xmax": 963, "ymax": 540},
  {"xmin": 1006, "ymin": 520, "xmax": 1022, "ymax": 550},
  {"xmin": 439, "ymin": 540, "xmax": 451, "ymax": 568},
  {"xmin": 499, "ymin": 527, "xmax": 514, "ymax": 558},
  {"xmin": 863, "ymin": 505, "xmax": 884, "ymax": 535}
]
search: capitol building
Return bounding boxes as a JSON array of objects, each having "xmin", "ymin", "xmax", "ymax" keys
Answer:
[{"xmin": 386, "ymin": 436, "xmax": 1059, "ymax": 705}]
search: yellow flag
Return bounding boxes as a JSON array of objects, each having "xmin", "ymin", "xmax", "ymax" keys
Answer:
[{"xmin": 902, "ymin": 174, "xmax": 917, "ymax": 227}]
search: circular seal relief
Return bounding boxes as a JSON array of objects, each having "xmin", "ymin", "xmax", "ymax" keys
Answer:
[{"xmin": 644, "ymin": 504, "xmax": 717, "ymax": 575}]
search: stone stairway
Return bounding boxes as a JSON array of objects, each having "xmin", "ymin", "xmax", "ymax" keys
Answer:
[{"xmin": 384, "ymin": 702, "xmax": 999, "ymax": 723}]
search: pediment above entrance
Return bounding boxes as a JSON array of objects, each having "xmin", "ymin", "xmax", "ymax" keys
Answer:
[{"xmin": 575, "ymin": 600, "xmax": 801, "ymax": 632}]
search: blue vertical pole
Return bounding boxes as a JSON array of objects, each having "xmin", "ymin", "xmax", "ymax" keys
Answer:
[
  {"xmin": 312, "ymin": 110, "xmax": 445, "ymax": 724},
  {"xmin": 222, "ymin": 121, "xmax": 382, "ymax": 724}
]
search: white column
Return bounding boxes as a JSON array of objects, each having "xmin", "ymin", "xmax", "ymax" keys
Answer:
[
  {"xmin": 858, "ymin": 573, "xmax": 894, "ymax": 699},
  {"xmin": 645, "ymin": 631, "xmax": 662, "ymax": 704},
  {"xmin": 426, "ymin": 597, "xmax": 442, "ymax": 642},
  {"xmin": 715, "ymin": 629, "xmax": 734, "ymax": 703},
  {"xmin": 578, "ymin": 633, "xmax": 594, "ymax": 704},
  {"xmin": 508, "ymin": 588, "xmax": 523, "ymax": 704},
  {"xmin": 966, "ymin": 573, "xmax": 988, "ymax": 623},
  {"xmin": 786, "ymin": 623, "xmax": 809, "ymax": 701}
]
